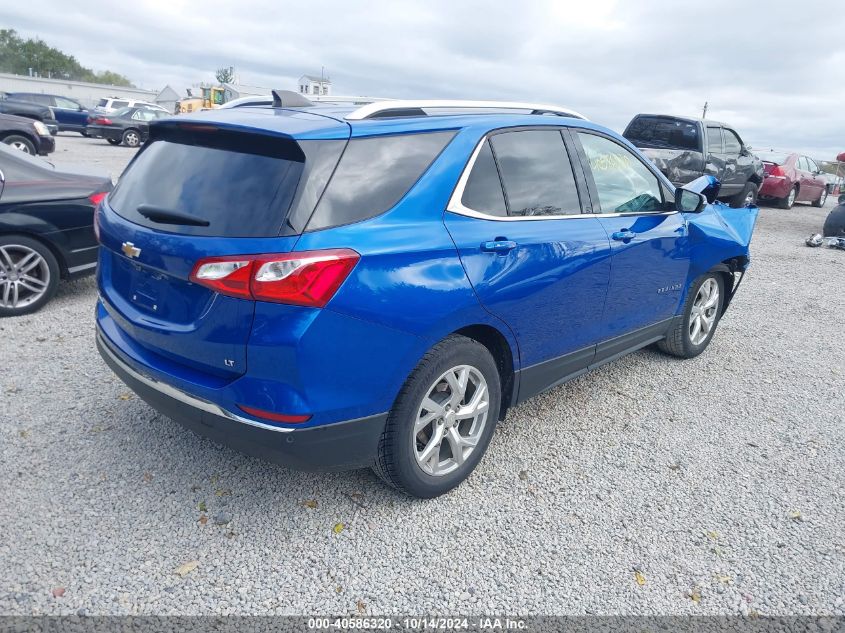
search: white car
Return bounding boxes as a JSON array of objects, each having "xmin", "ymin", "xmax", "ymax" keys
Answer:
[{"xmin": 93, "ymin": 97, "xmax": 168, "ymax": 115}]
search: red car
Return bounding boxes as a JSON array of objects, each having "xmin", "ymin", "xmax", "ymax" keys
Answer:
[{"xmin": 758, "ymin": 151, "xmax": 828, "ymax": 209}]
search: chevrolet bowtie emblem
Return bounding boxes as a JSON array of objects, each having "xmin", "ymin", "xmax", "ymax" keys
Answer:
[{"xmin": 122, "ymin": 242, "xmax": 141, "ymax": 258}]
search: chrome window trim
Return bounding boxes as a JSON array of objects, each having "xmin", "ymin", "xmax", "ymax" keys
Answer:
[{"xmin": 446, "ymin": 134, "xmax": 679, "ymax": 222}]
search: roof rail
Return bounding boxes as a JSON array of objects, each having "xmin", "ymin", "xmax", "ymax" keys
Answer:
[{"xmin": 345, "ymin": 100, "xmax": 587, "ymax": 121}]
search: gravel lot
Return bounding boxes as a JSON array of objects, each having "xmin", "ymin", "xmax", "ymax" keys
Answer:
[{"xmin": 1, "ymin": 134, "xmax": 843, "ymax": 616}]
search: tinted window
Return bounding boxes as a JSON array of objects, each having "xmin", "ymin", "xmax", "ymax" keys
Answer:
[
  {"xmin": 461, "ymin": 140, "xmax": 506, "ymax": 216},
  {"xmin": 723, "ymin": 129, "xmax": 742, "ymax": 154},
  {"xmin": 112, "ymin": 100, "xmax": 129, "ymax": 108},
  {"xmin": 624, "ymin": 116, "xmax": 700, "ymax": 151},
  {"xmin": 706, "ymin": 127, "xmax": 723, "ymax": 153},
  {"xmin": 306, "ymin": 131, "xmax": 455, "ymax": 231},
  {"xmin": 490, "ymin": 130, "xmax": 580, "ymax": 216},
  {"xmin": 97, "ymin": 99, "xmax": 108, "ymax": 107},
  {"xmin": 108, "ymin": 133, "xmax": 304, "ymax": 237},
  {"xmin": 577, "ymin": 133, "xmax": 664, "ymax": 213}
]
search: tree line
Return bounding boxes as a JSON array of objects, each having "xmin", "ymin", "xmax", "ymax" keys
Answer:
[{"xmin": 0, "ymin": 29, "xmax": 134, "ymax": 87}]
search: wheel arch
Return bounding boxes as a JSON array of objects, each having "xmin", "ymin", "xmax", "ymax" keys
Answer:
[
  {"xmin": 0, "ymin": 130, "xmax": 38, "ymax": 147},
  {"xmin": 452, "ymin": 323, "xmax": 516, "ymax": 420}
]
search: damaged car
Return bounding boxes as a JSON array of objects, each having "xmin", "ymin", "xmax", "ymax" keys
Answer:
[
  {"xmin": 623, "ymin": 114, "xmax": 764, "ymax": 208},
  {"xmin": 95, "ymin": 95, "xmax": 759, "ymax": 497}
]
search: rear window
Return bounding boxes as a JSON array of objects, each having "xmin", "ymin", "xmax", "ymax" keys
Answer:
[
  {"xmin": 305, "ymin": 131, "xmax": 455, "ymax": 231},
  {"xmin": 758, "ymin": 152, "xmax": 788, "ymax": 164},
  {"xmin": 624, "ymin": 116, "xmax": 700, "ymax": 151},
  {"xmin": 108, "ymin": 132, "xmax": 305, "ymax": 237}
]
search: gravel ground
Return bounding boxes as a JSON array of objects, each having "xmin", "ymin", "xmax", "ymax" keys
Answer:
[{"xmin": 1, "ymin": 135, "xmax": 843, "ymax": 616}]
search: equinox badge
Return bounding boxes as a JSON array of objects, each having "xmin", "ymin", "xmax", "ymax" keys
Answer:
[{"xmin": 122, "ymin": 242, "xmax": 141, "ymax": 259}]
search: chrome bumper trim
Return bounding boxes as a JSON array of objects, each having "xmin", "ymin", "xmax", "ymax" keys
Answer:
[{"xmin": 96, "ymin": 329, "xmax": 295, "ymax": 433}]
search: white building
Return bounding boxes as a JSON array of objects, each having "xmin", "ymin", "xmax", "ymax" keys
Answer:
[
  {"xmin": 298, "ymin": 74, "xmax": 331, "ymax": 97},
  {"xmin": 0, "ymin": 72, "xmax": 159, "ymax": 109}
]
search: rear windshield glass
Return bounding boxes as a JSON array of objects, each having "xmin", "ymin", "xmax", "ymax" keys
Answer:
[
  {"xmin": 108, "ymin": 133, "xmax": 304, "ymax": 237},
  {"xmin": 757, "ymin": 151, "xmax": 788, "ymax": 164},
  {"xmin": 305, "ymin": 131, "xmax": 455, "ymax": 231},
  {"xmin": 624, "ymin": 117, "xmax": 700, "ymax": 151},
  {"xmin": 97, "ymin": 99, "xmax": 108, "ymax": 107}
]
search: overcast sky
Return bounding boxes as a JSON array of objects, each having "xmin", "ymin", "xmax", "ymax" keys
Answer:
[{"xmin": 2, "ymin": 0, "xmax": 843, "ymax": 159}]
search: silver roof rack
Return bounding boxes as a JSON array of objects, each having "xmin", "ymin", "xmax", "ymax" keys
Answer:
[{"xmin": 345, "ymin": 100, "xmax": 587, "ymax": 121}]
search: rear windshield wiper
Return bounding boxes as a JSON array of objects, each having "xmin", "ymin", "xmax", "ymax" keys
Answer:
[{"xmin": 137, "ymin": 204, "xmax": 210, "ymax": 227}]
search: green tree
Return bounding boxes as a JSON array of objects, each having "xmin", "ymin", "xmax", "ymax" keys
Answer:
[
  {"xmin": 215, "ymin": 66, "xmax": 234, "ymax": 84},
  {"xmin": 0, "ymin": 29, "xmax": 134, "ymax": 87}
]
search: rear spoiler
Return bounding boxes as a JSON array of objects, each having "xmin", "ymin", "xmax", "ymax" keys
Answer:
[{"xmin": 148, "ymin": 121, "xmax": 306, "ymax": 162}]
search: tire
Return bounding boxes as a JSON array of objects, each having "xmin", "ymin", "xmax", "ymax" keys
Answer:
[
  {"xmin": 657, "ymin": 273, "xmax": 725, "ymax": 359},
  {"xmin": 812, "ymin": 188, "xmax": 827, "ymax": 208},
  {"xmin": 373, "ymin": 334, "xmax": 501, "ymax": 498},
  {"xmin": 0, "ymin": 235, "xmax": 61, "ymax": 317},
  {"xmin": 122, "ymin": 129, "xmax": 141, "ymax": 147},
  {"xmin": 730, "ymin": 181, "xmax": 758, "ymax": 208},
  {"xmin": 778, "ymin": 186, "xmax": 798, "ymax": 209},
  {"xmin": 106, "ymin": 138, "xmax": 121, "ymax": 146},
  {"xmin": 2, "ymin": 135, "xmax": 36, "ymax": 155}
]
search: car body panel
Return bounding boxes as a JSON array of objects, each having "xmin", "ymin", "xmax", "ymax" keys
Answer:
[
  {"xmin": 95, "ymin": 104, "xmax": 759, "ymax": 469},
  {"xmin": 0, "ymin": 112, "xmax": 56, "ymax": 155},
  {"xmin": 7, "ymin": 92, "xmax": 89, "ymax": 133}
]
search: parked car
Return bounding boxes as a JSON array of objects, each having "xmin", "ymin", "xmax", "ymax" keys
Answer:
[
  {"xmin": 6, "ymin": 92, "xmax": 89, "ymax": 135},
  {"xmin": 623, "ymin": 114, "xmax": 764, "ymax": 208},
  {"xmin": 92, "ymin": 98, "xmax": 167, "ymax": 116},
  {"xmin": 757, "ymin": 151, "xmax": 829, "ymax": 209},
  {"xmin": 0, "ymin": 144, "xmax": 112, "ymax": 316},
  {"xmin": 95, "ymin": 95, "xmax": 758, "ymax": 498},
  {"xmin": 86, "ymin": 107, "xmax": 171, "ymax": 147},
  {"xmin": 0, "ymin": 113, "xmax": 55, "ymax": 155},
  {"xmin": 0, "ymin": 91, "xmax": 59, "ymax": 134}
]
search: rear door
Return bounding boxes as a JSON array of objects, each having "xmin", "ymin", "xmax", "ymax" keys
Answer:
[
  {"xmin": 572, "ymin": 131, "xmax": 690, "ymax": 350},
  {"xmin": 97, "ymin": 125, "xmax": 336, "ymax": 379},
  {"xmin": 796, "ymin": 157, "xmax": 813, "ymax": 201},
  {"xmin": 444, "ymin": 128, "xmax": 612, "ymax": 396},
  {"xmin": 804, "ymin": 157, "xmax": 825, "ymax": 201}
]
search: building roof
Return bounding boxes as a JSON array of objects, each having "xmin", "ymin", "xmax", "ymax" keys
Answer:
[{"xmin": 299, "ymin": 75, "xmax": 331, "ymax": 83}]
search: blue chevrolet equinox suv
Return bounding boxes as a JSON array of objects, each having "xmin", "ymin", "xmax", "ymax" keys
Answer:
[{"xmin": 95, "ymin": 92, "xmax": 759, "ymax": 498}]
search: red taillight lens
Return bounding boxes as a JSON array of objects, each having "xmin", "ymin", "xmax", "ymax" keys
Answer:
[
  {"xmin": 770, "ymin": 165, "xmax": 786, "ymax": 177},
  {"xmin": 189, "ymin": 249, "xmax": 359, "ymax": 307},
  {"xmin": 236, "ymin": 405, "xmax": 311, "ymax": 424},
  {"xmin": 90, "ymin": 192, "xmax": 107, "ymax": 242},
  {"xmin": 93, "ymin": 117, "xmax": 112, "ymax": 125}
]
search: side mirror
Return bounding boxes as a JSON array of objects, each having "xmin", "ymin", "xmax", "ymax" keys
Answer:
[{"xmin": 676, "ymin": 187, "xmax": 707, "ymax": 213}]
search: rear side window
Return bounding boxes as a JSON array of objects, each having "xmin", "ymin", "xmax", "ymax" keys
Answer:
[
  {"xmin": 490, "ymin": 130, "xmax": 580, "ymax": 216},
  {"xmin": 113, "ymin": 100, "xmax": 128, "ymax": 109},
  {"xmin": 305, "ymin": 131, "xmax": 455, "ymax": 231},
  {"xmin": 706, "ymin": 127, "xmax": 723, "ymax": 153},
  {"xmin": 461, "ymin": 141, "xmax": 507, "ymax": 216},
  {"xmin": 624, "ymin": 116, "xmax": 700, "ymax": 151},
  {"xmin": 108, "ymin": 133, "xmax": 304, "ymax": 237}
]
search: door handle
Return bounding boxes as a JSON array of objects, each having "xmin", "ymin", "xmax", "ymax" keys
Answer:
[
  {"xmin": 611, "ymin": 229, "xmax": 636, "ymax": 242},
  {"xmin": 481, "ymin": 239, "xmax": 517, "ymax": 254}
]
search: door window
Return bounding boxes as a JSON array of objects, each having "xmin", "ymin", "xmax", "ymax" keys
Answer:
[
  {"xmin": 55, "ymin": 96, "xmax": 79, "ymax": 110},
  {"xmin": 112, "ymin": 100, "xmax": 129, "ymax": 109},
  {"xmin": 461, "ymin": 140, "xmax": 507, "ymax": 216},
  {"xmin": 490, "ymin": 130, "xmax": 580, "ymax": 216},
  {"xmin": 706, "ymin": 127, "xmax": 723, "ymax": 153},
  {"xmin": 577, "ymin": 133, "xmax": 664, "ymax": 213},
  {"xmin": 797, "ymin": 157, "xmax": 810, "ymax": 172},
  {"xmin": 723, "ymin": 129, "xmax": 742, "ymax": 154},
  {"xmin": 806, "ymin": 157, "xmax": 819, "ymax": 173}
]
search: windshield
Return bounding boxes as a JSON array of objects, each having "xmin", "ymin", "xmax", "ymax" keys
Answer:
[{"xmin": 624, "ymin": 116, "xmax": 700, "ymax": 151}]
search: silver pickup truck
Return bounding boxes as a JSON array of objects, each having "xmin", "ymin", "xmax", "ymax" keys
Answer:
[{"xmin": 623, "ymin": 114, "xmax": 764, "ymax": 208}]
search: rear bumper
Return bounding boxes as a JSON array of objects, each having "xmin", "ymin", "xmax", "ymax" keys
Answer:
[
  {"xmin": 37, "ymin": 134, "xmax": 55, "ymax": 155},
  {"xmin": 759, "ymin": 176, "xmax": 791, "ymax": 199},
  {"xmin": 96, "ymin": 327, "xmax": 388, "ymax": 471}
]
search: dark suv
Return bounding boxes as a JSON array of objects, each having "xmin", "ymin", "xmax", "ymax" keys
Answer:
[
  {"xmin": 623, "ymin": 114, "xmax": 764, "ymax": 207},
  {"xmin": 7, "ymin": 92, "xmax": 89, "ymax": 134},
  {"xmin": 96, "ymin": 94, "xmax": 759, "ymax": 498}
]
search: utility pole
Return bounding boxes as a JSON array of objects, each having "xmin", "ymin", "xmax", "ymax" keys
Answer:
[{"xmin": 702, "ymin": 101, "xmax": 708, "ymax": 119}]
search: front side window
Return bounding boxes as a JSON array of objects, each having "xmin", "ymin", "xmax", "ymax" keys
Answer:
[
  {"xmin": 806, "ymin": 158, "xmax": 819, "ymax": 173},
  {"xmin": 460, "ymin": 140, "xmax": 507, "ymax": 216},
  {"xmin": 723, "ymin": 129, "xmax": 742, "ymax": 154},
  {"xmin": 577, "ymin": 133, "xmax": 664, "ymax": 213},
  {"xmin": 706, "ymin": 127, "xmax": 723, "ymax": 153},
  {"xmin": 797, "ymin": 157, "xmax": 810, "ymax": 172},
  {"xmin": 55, "ymin": 96, "xmax": 79, "ymax": 110},
  {"xmin": 112, "ymin": 100, "xmax": 128, "ymax": 109},
  {"xmin": 490, "ymin": 130, "xmax": 580, "ymax": 216}
]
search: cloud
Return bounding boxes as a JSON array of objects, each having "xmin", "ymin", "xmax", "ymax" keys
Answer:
[{"xmin": 2, "ymin": 0, "xmax": 843, "ymax": 158}]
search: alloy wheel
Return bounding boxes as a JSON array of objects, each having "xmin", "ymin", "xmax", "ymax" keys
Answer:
[
  {"xmin": 124, "ymin": 132, "xmax": 139, "ymax": 147},
  {"xmin": 744, "ymin": 189, "xmax": 756, "ymax": 206},
  {"xmin": 9, "ymin": 140, "xmax": 32, "ymax": 154},
  {"xmin": 689, "ymin": 278, "xmax": 719, "ymax": 346},
  {"xmin": 787, "ymin": 188, "xmax": 797, "ymax": 207},
  {"xmin": 820, "ymin": 190, "xmax": 828, "ymax": 206},
  {"xmin": 413, "ymin": 365, "xmax": 490, "ymax": 477},
  {"xmin": 0, "ymin": 245, "xmax": 50, "ymax": 309}
]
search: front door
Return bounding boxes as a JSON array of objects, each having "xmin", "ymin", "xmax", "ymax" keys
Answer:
[
  {"xmin": 573, "ymin": 131, "xmax": 691, "ymax": 355},
  {"xmin": 443, "ymin": 128, "xmax": 612, "ymax": 399}
]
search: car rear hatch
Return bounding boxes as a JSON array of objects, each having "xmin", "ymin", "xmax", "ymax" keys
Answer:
[{"xmin": 97, "ymin": 115, "xmax": 349, "ymax": 380}]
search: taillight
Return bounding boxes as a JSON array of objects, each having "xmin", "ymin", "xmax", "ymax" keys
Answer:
[
  {"xmin": 770, "ymin": 165, "xmax": 786, "ymax": 177},
  {"xmin": 90, "ymin": 192, "xmax": 107, "ymax": 242},
  {"xmin": 93, "ymin": 117, "xmax": 112, "ymax": 125},
  {"xmin": 189, "ymin": 249, "xmax": 359, "ymax": 307}
]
